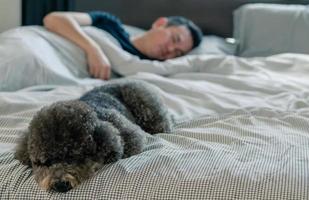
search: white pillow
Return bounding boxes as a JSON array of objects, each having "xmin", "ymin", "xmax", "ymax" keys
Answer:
[
  {"xmin": 189, "ymin": 35, "xmax": 235, "ymax": 55},
  {"xmin": 234, "ymin": 4, "xmax": 309, "ymax": 57},
  {"xmin": 123, "ymin": 25, "xmax": 145, "ymax": 36}
]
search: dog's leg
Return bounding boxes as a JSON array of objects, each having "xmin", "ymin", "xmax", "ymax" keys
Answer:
[
  {"xmin": 120, "ymin": 81, "xmax": 173, "ymax": 134},
  {"xmin": 14, "ymin": 131, "xmax": 32, "ymax": 167},
  {"xmin": 97, "ymin": 109, "xmax": 146, "ymax": 158}
]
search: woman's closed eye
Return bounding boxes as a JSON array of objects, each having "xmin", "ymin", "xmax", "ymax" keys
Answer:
[{"xmin": 172, "ymin": 34, "xmax": 181, "ymax": 44}]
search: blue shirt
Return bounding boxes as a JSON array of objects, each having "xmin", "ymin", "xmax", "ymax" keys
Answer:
[{"xmin": 88, "ymin": 11, "xmax": 152, "ymax": 60}]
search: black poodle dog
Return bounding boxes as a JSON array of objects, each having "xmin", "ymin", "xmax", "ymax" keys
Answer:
[{"xmin": 14, "ymin": 79, "xmax": 173, "ymax": 193}]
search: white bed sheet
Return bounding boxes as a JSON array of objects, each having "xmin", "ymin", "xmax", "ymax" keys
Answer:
[
  {"xmin": 1, "ymin": 52, "xmax": 309, "ymax": 198},
  {"xmin": 0, "ymin": 26, "xmax": 235, "ymax": 91}
]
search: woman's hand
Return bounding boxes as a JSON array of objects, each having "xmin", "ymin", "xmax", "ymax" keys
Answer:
[
  {"xmin": 44, "ymin": 12, "xmax": 113, "ymax": 80},
  {"xmin": 44, "ymin": 12, "xmax": 112, "ymax": 80},
  {"xmin": 86, "ymin": 46, "xmax": 111, "ymax": 80}
]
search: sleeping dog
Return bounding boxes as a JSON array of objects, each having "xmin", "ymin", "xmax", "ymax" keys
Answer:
[{"xmin": 14, "ymin": 79, "xmax": 173, "ymax": 192}]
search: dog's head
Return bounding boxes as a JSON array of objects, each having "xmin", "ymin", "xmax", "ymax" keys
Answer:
[{"xmin": 24, "ymin": 100, "xmax": 123, "ymax": 192}]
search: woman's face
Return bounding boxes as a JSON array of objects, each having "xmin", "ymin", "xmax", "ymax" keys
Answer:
[{"xmin": 143, "ymin": 25, "xmax": 193, "ymax": 60}]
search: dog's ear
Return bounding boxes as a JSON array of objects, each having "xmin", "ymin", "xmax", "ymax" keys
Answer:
[
  {"xmin": 14, "ymin": 130, "xmax": 32, "ymax": 167},
  {"xmin": 93, "ymin": 121, "xmax": 124, "ymax": 164}
]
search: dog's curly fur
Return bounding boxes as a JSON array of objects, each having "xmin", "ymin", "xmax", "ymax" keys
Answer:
[{"xmin": 14, "ymin": 79, "xmax": 173, "ymax": 193}]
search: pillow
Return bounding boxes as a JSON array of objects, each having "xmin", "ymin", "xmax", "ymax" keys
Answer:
[
  {"xmin": 234, "ymin": 4, "xmax": 309, "ymax": 57},
  {"xmin": 124, "ymin": 25, "xmax": 236, "ymax": 55},
  {"xmin": 123, "ymin": 25, "xmax": 145, "ymax": 36},
  {"xmin": 189, "ymin": 35, "xmax": 236, "ymax": 55}
]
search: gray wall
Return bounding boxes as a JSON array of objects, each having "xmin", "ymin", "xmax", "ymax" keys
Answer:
[{"xmin": 0, "ymin": 0, "xmax": 21, "ymax": 32}]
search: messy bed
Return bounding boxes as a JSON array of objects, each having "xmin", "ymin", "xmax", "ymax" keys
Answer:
[{"xmin": 0, "ymin": 3, "xmax": 309, "ymax": 199}]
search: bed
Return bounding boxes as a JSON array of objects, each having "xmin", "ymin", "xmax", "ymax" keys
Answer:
[{"xmin": 1, "ymin": 1, "xmax": 309, "ymax": 199}]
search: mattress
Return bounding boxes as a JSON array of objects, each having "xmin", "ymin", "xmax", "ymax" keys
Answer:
[
  {"xmin": 1, "ymin": 20, "xmax": 309, "ymax": 200},
  {"xmin": 1, "ymin": 57, "xmax": 309, "ymax": 199}
]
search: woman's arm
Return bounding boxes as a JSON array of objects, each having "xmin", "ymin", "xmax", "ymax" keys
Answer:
[{"xmin": 43, "ymin": 12, "xmax": 111, "ymax": 80}]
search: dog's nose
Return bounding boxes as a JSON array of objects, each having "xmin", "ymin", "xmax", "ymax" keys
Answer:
[{"xmin": 52, "ymin": 181, "xmax": 72, "ymax": 193}]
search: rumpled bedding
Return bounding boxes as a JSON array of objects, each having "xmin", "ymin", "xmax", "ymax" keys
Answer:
[
  {"xmin": 1, "ymin": 46, "xmax": 309, "ymax": 198},
  {"xmin": 0, "ymin": 26, "xmax": 234, "ymax": 91},
  {"xmin": 1, "ymin": 25, "xmax": 309, "ymax": 199}
]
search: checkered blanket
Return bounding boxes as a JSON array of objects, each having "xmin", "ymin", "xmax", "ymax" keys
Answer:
[
  {"xmin": 0, "ymin": 84, "xmax": 309, "ymax": 199},
  {"xmin": 2, "ymin": 51, "xmax": 309, "ymax": 199}
]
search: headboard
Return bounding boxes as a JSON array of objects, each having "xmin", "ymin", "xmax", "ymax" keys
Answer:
[{"xmin": 74, "ymin": 0, "xmax": 309, "ymax": 37}]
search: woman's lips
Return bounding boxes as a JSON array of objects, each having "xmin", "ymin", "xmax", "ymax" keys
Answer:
[{"xmin": 160, "ymin": 46, "xmax": 168, "ymax": 58}]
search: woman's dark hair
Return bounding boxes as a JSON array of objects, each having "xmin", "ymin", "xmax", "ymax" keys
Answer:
[{"xmin": 167, "ymin": 16, "xmax": 203, "ymax": 49}]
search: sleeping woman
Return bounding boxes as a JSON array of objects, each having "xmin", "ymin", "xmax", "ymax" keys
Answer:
[{"xmin": 43, "ymin": 11, "xmax": 203, "ymax": 80}]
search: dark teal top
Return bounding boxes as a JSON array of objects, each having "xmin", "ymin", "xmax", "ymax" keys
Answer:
[{"xmin": 88, "ymin": 11, "xmax": 152, "ymax": 60}]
